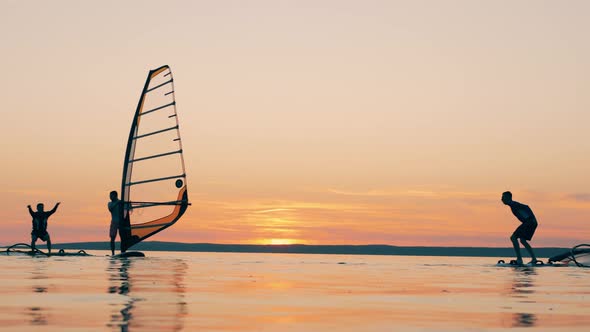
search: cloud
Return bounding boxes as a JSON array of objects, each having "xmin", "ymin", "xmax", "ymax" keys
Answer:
[
  {"xmin": 566, "ymin": 193, "xmax": 590, "ymax": 202},
  {"xmin": 253, "ymin": 208, "xmax": 296, "ymax": 214},
  {"xmin": 327, "ymin": 189, "xmax": 396, "ymax": 197}
]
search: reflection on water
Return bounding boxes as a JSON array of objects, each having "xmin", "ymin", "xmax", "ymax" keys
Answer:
[
  {"xmin": 31, "ymin": 261, "xmax": 48, "ymax": 293},
  {"xmin": 28, "ymin": 261, "xmax": 48, "ymax": 325},
  {"xmin": 510, "ymin": 268, "xmax": 537, "ymax": 327},
  {"xmin": 33, "ymin": 286, "xmax": 47, "ymax": 293},
  {"xmin": 107, "ymin": 257, "xmax": 187, "ymax": 332},
  {"xmin": 28, "ymin": 307, "xmax": 47, "ymax": 326},
  {"xmin": 107, "ymin": 258, "xmax": 135, "ymax": 332},
  {"xmin": 2, "ymin": 254, "xmax": 589, "ymax": 331},
  {"xmin": 514, "ymin": 312, "xmax": 536, "ymax": 327}
]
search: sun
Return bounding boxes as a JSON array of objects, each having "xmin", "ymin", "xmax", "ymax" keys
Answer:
[
  {"xmin": 252, "ymin": 238, "xmax": 308, "ymax": 245},
  {"xmin": 266, "ymin": 238, "xmax": 296, "ymax": 245}
]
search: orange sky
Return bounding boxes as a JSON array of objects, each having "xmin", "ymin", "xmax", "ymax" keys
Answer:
[{"xmin": 1, "ymin": 1, "xmax": 589, "ymax": 246}]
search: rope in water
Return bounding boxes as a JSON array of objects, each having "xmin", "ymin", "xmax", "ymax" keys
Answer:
[
  {"xmin": 57, "ymin": 249, "xmax": 89, "ymax": 255},
  {"xmin": 5, "ymin": 243, "xmax": 49, "ymax": 256}
]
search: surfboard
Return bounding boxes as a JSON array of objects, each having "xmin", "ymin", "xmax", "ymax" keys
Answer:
[
  {"xmin": 111, "ymin": 251, "xmax": 145, "ymax": 258},
  {"xmin": 495, "ymin": 259, "xmax": 546, "ymax": 267},
  {"xmin": 3, "ymin": 244, "xmax": 91, "ymax": 257}
]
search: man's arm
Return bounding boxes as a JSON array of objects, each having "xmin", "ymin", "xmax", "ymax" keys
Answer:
[
  {"xmin": 27, "ymin": 205, "xmax": 34, "ymax": 217},
  {"xmin": 108, "ymin": 200, "xmax": 121, "ymax": 212},
  {"xmin": 48, "ymin": 202, "xmax": 61, "ymax": 216},
  {"xmin": 514, "ymin": 203, "xmax": 534, "ymax": 222},
  {"xmin": 524, "ymin": 205, "xmax": 536, "ymax": 221}
]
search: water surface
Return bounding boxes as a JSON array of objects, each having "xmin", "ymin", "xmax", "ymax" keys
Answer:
[{"xmin": 0, "ymin": 252, "xmax": 588, "ymax": 331}]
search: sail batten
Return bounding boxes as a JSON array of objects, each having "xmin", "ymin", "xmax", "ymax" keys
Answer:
[
  {"xmin": 128, "ymin": 150, "xmax": 182, "ymax": 163},
  {"xmin": 119, "ymin": 65, "xmax": 189, "ymax": 252},
  {"xmin": 131, "ymin": 222, "xmax": 175, "ymax": 229},
  {"xmin": 129, "ymin": 200, "xmax": 187, "ymax": 208},
  {"xmin": 126, "ymin": 173, "xmax": 186, "ymax": 186},
  {"xmin": 146, "ymin": 79, "xmax": 173, "ymax": 93},
  {"xmin": 140, "ymin": 102, "xmax": 175, "ymax": 116},
  {"xmin": 133, "ymin": 125, "xmax": 179, "ymax": 140}
]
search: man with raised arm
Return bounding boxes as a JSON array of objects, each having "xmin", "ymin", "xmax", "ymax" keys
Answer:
[
  {"xmin": 27, "ymin": 202, "xmax": 60, "ymax": 254},
  {"xmin": 501, "ymin": 191, "xmax": 538, "ymax": 265},
  {"xmin": 108, "ymin": 191, "xmax": 123, "ymax": 255}
]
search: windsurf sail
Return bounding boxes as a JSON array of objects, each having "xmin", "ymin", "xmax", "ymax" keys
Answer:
[
  {"xmin": 548, "ymin": 244, "xmax": 590, "ymax": 267},
  {"xmin": 119, "ymin": 65, "xmax": 189, "ymax": 252}
]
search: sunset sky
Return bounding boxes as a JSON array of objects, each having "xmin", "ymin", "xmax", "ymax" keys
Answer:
[{"xmin": 1, "ymin": 0, "xmax": 589, "ymax": 247}]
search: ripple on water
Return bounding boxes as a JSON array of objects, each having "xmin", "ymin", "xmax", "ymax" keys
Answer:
[{"xmin": 0, "ymin": 252, "xmax": 589, "ymax": 331}]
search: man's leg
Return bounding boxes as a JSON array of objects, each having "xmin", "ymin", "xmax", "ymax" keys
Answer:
[
  {"xmin": 110, "ymin": 223, "xmax": 117, "ymax": 255},
  {"xmin": 46, "ymin": 235, "xmax": 51, "ymax": 254},
  {"xmin": 511, "ymin": 234, "xmax": 523, "ymax": 264},
  {"xmin": 520, "ymin": 239, "xmax": 537, "ymax": 263},
  {"xmin": 31, "ymin": 235, "xmax": 36, "ymax": 251}
]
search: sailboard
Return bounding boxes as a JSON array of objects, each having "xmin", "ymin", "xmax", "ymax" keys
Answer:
[
  {"xmin": 495, "ymin": 259, "xmax": 546, "ymax": 268},
  {"xmin": 118, "ymin": 65, "xmax": 190, "ymax": 255},
  {"xmin": 3, "ymin": 243, "xmax": 91, "ymax": 257},
  {"xmin": 495, "ymin": 244, "xmax": 590, "ymax": 267}
]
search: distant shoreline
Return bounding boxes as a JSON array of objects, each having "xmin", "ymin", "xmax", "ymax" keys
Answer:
[{"xmin": 3, "ymin": 241, "xmax": 570, "ymax": 258}]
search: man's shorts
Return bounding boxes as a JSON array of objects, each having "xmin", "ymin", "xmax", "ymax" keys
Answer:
[
  {"xmin": 513, "ymin": 222, "xmax": 538, "ymax": 241},
  {"xmin": 31, "ymin": 230, "xmax": 49, "ymax": 242}
]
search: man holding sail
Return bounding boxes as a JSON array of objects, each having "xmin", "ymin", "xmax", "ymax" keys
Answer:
[{"xmin": 108, "ymin": 190, "xmax": 123, "ymax": 255}]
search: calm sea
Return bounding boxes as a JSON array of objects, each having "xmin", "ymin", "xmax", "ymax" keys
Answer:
[{"xmin": 0, "ymin": 251, "xmax": 588, "ymax": 331}]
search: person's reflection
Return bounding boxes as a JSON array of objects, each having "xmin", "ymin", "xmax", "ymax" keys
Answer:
[
  {"xmin": 107, "ymin": 257, "xmax": 188, "ymax": 332},
  {"xmin": 513, "ymin": 312, "xmax": 536, "ymax": 327},
  {"xmin": 27, "ymin": 307, "xmax": 47, "ymax": 326},
  {"xmin": 171, "ymin": 259, "xmax": 188, "ymax": 332},
  {"xmin": 510, "ymin": 268, "xmax": 538, "ymax": 327},
  {"xmin": 28, "ymin": 261, "xmax": 48, "ymax": 326},
  {"xmin": 107, "ymin": 258, "xmax": 135, "ymax": 332}
]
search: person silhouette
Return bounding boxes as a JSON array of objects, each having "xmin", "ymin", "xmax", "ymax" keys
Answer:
[
  {"xmin": 501, "ymin": 191, "xmax": 538, "ymax": 265},
  {"xmin": 108, "ymin": 191, "xmax": 123, "ymax": 255},
  {"xmin": 27, "ymin": 202, "xmax": 60, "ymax": 254}
]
